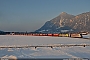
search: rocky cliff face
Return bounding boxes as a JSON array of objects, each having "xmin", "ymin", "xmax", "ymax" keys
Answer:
[{"xmin": 35, "ymin": 12, "xmax": 90, "ymax": 33}]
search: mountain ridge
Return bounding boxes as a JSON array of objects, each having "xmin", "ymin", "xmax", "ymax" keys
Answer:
[{"xmin": 36, "ymin": 12, "xmax": 90, "ymax": 33}]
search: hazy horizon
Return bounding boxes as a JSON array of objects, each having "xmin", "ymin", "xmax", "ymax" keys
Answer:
[{"xmin": 0, "ymin": 0, "xmax": 90, "ymax": 32}]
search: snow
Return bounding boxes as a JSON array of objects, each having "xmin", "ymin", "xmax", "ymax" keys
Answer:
[
  {"xmin": 61, "ymin": 30, "xmax": 69, "ymax": 32},
  {"xmin": 1, "ymin": 55, "xmax": 17, "ymax": 60},
  {"xmin": 0, "ymin": 35, "xmax": 90, "ymax": 58},
  {"xmin": 82, "ymin": 34, "xmax": 90, "ymax": 38}
]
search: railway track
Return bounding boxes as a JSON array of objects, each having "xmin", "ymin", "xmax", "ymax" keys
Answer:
[{"xmin": 0, "ymin": 44, "xmax": 90, "ymax": 48}]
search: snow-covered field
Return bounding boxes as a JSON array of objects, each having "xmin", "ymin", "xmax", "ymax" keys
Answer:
[{"xmin": 0, "ymin": 35, "xmax": 90, "ymax": 58}]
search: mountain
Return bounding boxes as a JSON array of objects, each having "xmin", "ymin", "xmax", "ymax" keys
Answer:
[
  {"xmin": 0, "ymin": 30, "xmax": 5, "ymax": 35},
  {"xmin": 0, "ymin": 30, "xmax": 4, "ymax": 32},
  {"xmin": 35, "ymin": 12, "xmax": 90, "ymax": 33}
]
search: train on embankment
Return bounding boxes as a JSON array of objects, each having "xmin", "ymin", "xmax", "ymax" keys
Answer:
[
  {"xmin": 0, "ymin": 31, "xmax": 88, "ymax": 38},
  {"xmin": 0, "ymin": 32, "xmax": 84, "ymax": 38}
]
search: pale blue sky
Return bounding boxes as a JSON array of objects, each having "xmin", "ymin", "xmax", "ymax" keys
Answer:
[{"xmin": 0, "ymin": 0, "xmax": 90, "ymax": 32}]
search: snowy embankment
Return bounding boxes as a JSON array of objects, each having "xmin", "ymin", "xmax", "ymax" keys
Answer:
[
  {"xmin": 0, "ymin": 35, "xmax": 90, "ymax": 58},
  {"xmin": 82, "ymin": 34, "xmax": 90, "ymax": 39}
]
